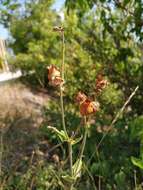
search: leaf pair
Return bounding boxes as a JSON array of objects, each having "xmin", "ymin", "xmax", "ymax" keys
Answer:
[
  {"xmin": 47, "ymin": 126, "xmax": 82, "ymax": 145},
  {"xmin": 62, "ymin": 159, "xmax": 83, "ymax": 184}
]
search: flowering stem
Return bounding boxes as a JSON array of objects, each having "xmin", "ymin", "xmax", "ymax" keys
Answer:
[
  {"xmin": 60, "ymin": 30, "xmax": 67, "ymax": 135},
  {"xmin": 60, "ymin": 87, "xmax": 67, "ymax": 134},
  {"xmin": 60, "ymin": 30, "xmax": 73, "ymax": 184},
  {"xmin": 61, "ymin": 31, "xmax": 65, "ymax": 80}
]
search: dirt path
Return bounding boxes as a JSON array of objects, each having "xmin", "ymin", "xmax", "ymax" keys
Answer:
[
  {"xmin": 0, "ymin": 81, "xmax": 49, "ymax": 127},
  {"xmin": 0, "ymin": 81, "xmax": 50, "ymax": 170}
]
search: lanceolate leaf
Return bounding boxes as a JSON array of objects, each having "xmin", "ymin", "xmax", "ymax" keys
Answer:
[
  {"xmin": 131, "ymin": 156, "xmax": 143, "ymax": 169},
  {"xmin": 70, "ymin": 136, "xmax": 83, "ymax": 145},
  {"xmin": 47, "ymin": 126, "xmax": 69, "ymax": 142},
  {"xmin": 72, "ymin": 159, "xmax": 82, "ymax": 179}
]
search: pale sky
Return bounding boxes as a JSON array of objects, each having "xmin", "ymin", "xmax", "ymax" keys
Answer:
[{"xmin": 0, "ymin": 0, "xmax": 65, "ymax": 39}]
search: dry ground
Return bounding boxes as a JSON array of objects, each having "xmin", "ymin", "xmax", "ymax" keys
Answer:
[
  {"xmin": 0, "ymin": 80, "xmax": 51, "ymax": 172},
  {"xmin": 0, "ymin": 80, "xmax": 49, "ymax": 128}
]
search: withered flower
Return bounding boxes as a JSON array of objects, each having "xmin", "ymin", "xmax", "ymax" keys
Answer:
[
  {"xmin": 47, "ymin": 65, "xmax": 63, "ymax": 86},
  {"xmin": 79, "ymin": 99, "xmax": 100, "ymax": 116},
  {"xmin": 95, "ymin": 74, "xmax": 108, "ymax": 93},
  {"xmin": 75, "ymin": 92, "xmax": 87, "ymax": 104}
]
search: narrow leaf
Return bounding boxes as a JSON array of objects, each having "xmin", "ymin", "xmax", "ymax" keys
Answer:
[{"xmin": 131, "ymin": 156, "xmax": 143, "ymax": 169}]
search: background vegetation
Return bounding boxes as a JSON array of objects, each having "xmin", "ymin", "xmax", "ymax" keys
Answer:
[{"xmin": 0, "ymin": 0, "xmax": 143, "ymax": 189}]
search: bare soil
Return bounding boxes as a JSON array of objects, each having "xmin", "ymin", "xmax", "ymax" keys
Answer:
[{"xmin": 0, "ymin": 80, "xmax": 51, "ymax": 171}]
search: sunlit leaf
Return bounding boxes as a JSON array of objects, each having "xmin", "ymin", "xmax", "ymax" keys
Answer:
[
  {"xmin": 47, "ymin": 126, "xmax": 69, "ymax": 142},
  {"xmin": 72, "ymin": 159, "xmax": 82, "ymax": 179},
  {"xmin": 131, "ymin": 156, "xmax": 143, "ymax": 169},
  {"xmin": 70, "ymin": 136, "xmax": 83, "ymax": 145}
]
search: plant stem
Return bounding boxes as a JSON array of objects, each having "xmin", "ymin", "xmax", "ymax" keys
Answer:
[
  {"xmin": 68, "ymin": 142, "xmax": 73, "ymax": 190},
  {"xmin": 60, "ymin": 29, "xmax": 67, "ymax": 135},
  {"xmin": 60, "ymin": 87, "xmax": 67, "ymax": 134},
  {"xmin": 60, "ymin": 30, "xmax": 73, "ymax": 185},
  {"xmin": 134, "ymin": 170, "xmax": 137, "ymax": 190},
  {"xmin": 79, "ymin": 117, "xmax": 88, "ymax": 160},
  {"xmin": 68, "ymin": 143, "xmax": 73, "ymax": 175},
  {"xmin": 61, "ymin": 30, "xmax": 65, "ymax": 80}
]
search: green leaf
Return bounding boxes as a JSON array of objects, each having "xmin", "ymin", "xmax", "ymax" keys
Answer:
[
  {"xmin": 47, "ymin": 126, "xmax": 69, "ymax": 142},
  {"xmin": 130, "ymin": 116, "xmax": 143, "ymax": 140},
  {"xmin": 8, "ymin": 3, "xmax": 20, "ymax": 10},
  {"xmin": 91, "ymin": 163, "xmax": 99, "ymax": 174},
  {"xmin": 131, "ymin": 156, "xmax": 143, "ymax": 169},
  {"xmin": 2, "ymin": 0, "xmax": 11, "ymax": 6},
  {"xmin": 70, "ymin": 136, "xmax": 83, "ymax": 145},
  {"xmin": 62, "ymin": 174, "xmax": 75, "ymax": 183},
  {"xmin": 123, "ymin": 0, "xmax": 130, "ymax": 6},
  {"xmin": 72, "ymin": 159, "xmax": 82, "ymax": 179},
  {"xmin": 114, "ymin": 170, "xmax": 126, "ymax": 189}
]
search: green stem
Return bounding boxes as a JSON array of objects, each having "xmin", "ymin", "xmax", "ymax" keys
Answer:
[
  {"xmin": 60, "ymin": 30, "xmax": 73, "ymax": 186},
  {"xmin": 68, "ymin": 143, "xmax": 73, "ymax": 176},
  {"xmin": 62, "ymin": 31, "xmax": 65, "ymax": 80},
  {"xmin": 79, "ymin": 117, "xmax": 88, "ymax": 160},
  {"xmin": 60, "ymin": 86, "xmax": 67, "ymax": 135},
  {"xmin": 60, "ymin": 29, "xmax": 67, "ymax": 135},
  {"xmin": 68, "ymin": 143, "xmax": 73, "ymax": 190}
]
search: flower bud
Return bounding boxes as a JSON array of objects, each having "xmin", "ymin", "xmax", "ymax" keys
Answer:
[
  {"xmin": 95, "ymin": 75, "xmax": 108, "ymax": 93},
  {"xmin": 75, "ymin": 92, "xmax": 87, "ymax": 104}
]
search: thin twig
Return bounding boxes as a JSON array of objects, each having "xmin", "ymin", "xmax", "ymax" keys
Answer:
[{"xmin": 88, "ymin": 86, "xmax": 139, "ymax": 163}]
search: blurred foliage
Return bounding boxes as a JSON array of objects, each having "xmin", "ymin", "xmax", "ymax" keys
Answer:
[
  {"xmin": 0, "ymin": 0, "xmax": 143, "ymax": 189},
  {"xmin": 65, "ymin": 0, "xmax": 143, "ymax": 40}
]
